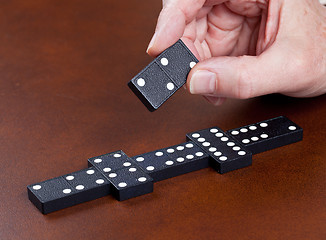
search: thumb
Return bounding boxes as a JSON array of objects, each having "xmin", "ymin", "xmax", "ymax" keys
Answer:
[{"xmin": 187, "ymin": 52, "xmax": 289, "ymax": 99}]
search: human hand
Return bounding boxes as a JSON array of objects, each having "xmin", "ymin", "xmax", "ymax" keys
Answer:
[{"xmin": 147, "ymin": 0, "xmax": 326, "ymax": 105}]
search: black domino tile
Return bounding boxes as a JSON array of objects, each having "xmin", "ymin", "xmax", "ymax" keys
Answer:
[
  {"xmin": 160, "ymin": 142, "xmax": 210, "ymax": 178},
  {"xmin": 128, "ymin": 39, "xmax": 198, "ymax": 111},
  {"xmin": 63, "ymin": 167, "xmax": 110, "ymax": 203},
  {"xmin": 155, "ymin": 40, "xmax": 198, "ymax": 86},
  {"xmin": 28, "ymin": 168, "xmax": 111, "ymax": 214},
  {"xmin": 132, "ymin": 142, "xmax": 209, "ymax": 182},
  {"xmin": 187, "ymin": 127, "xmax": 252, "ymax": 174},
  {"xmin": 88, "ymin": 150, "xmax": 153, "ymax": 200},
  {"xmin": 128, "ymin": 61, "xmax": 178, "ymax": 111},
  {"xmin": 106, "ymin": 164, "xmax": 153, "ymax": 201},
  {"xmin": 27, "ymin": 177, "xmax": 80, "ymax": 214},
  {"xmin": 131, "ymin": 148, "xmax": 172, "ymax": 182},
  {"xmin": 227, "ymin": 116, "xmax": 303, "ymax": 154},
  {"xmin": 88, "ymin": 150, "xmax": 136, "ymax": 175}
]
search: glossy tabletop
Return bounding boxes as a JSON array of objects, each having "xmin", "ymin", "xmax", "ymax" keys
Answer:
[{"xmin": 0, "ymin": 1, "xmax": 325, "ymax": 239}]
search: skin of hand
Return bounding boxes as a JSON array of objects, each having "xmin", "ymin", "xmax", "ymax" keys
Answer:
[{"xmin": 146, "ymin": 0, "xmax": 326, "ymax": 105}]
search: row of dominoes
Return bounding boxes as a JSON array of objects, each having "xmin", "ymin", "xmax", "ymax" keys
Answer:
[{"xmin": 27, "ymin": 116, "xmax": 303, "ymax": 214}]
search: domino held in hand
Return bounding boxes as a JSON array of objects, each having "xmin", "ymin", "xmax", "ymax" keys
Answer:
[{"xmin": 128, "ymin": 39, "xmax": 198, "ymax": 111}]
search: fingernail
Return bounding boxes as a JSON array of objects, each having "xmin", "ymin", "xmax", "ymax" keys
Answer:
[
  {"xmin": 189, "ymin": 70, "xmax": 216, "ymax": 94},
  {"xmin": 146, "ymin": 32, "xmax": 157, "ymax": 53}
]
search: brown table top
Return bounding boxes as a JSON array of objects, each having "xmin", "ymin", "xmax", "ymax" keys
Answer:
[{"xmin": 0, "ymin": 1, "xmax": 325, "ymax": 239}]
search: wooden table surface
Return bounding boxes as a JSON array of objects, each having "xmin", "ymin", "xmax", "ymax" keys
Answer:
[{"xmin": 0, "ymin": 1, "xmax": 325, "ymax": 239}]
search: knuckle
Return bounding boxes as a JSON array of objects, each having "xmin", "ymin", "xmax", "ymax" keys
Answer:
[
  {"xmin": 288, "ymin": 51, "xmax": 316, "ymax": 90},
  {"xmin": 235, "ymin": 62, "xmax": 254, "ymax": 99}
]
